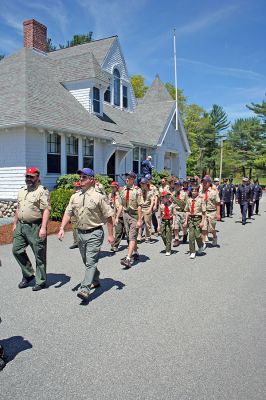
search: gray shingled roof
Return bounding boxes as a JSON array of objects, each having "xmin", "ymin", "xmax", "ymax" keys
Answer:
[
  {"xmin": 0, "ymin": 41, "xmax": 187, "ymax": 151},
  {"xmin": 0, "ymin": 48, "xmax": 131, "ymax": 147},
  {"xmin": 56, "ymin": 52, "xmax": 110, "ymax": 84},
  {"xmin": 48, "ymin": 36, "xmax": 117, "ymax": 66}
]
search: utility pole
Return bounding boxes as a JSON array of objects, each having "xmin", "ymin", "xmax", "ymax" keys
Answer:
[{"xmin": 219, "ymin": 139, "xmax": 223, "ymax": 181}]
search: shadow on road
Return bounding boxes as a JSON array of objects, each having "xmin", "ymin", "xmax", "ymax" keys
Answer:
[
  {"xmin": 47, "ymin": 273, "xmax": 71, "ymax": 288},
  {"xmin": 0, "ymin": 336, "xmax": 32, "ymax": 364},
  {"xmin": 79, "ymin": 278, "xmax": 125, "ymax": 306}
]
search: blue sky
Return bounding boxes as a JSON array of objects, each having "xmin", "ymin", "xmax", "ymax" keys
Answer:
[{"xmin": 1, "ymin": 0, "xmax": 265, "ymax": 123}]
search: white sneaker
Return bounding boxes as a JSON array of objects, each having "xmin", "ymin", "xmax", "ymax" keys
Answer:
[
  {"xmin": 189, "ymin": 253, "xmax": 196, "ymax": 259},
  {"xmin": 165, "ymin": 251, "xmax": 171, "ymax": 256},
  {"xmin": 212, "ymin": 237, "xmax": 218, "ymax": 246}
]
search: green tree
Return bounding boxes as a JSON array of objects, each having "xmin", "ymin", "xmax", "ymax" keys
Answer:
[
  {"xmin": 227, "ymin": 117, "xmax": 266, "ymax": 177},
  {"xmin": 164, "ymin": 83, "xmax": 187, "ymax": 113},
  {"xmin": 0, "ymin": 54, "xmax": 4, "ymax": 61},
  {"xmin": 59, "ymin": 33, "xmax": 93, "ymax": 49},
  {"xmin": 247, "ymin": 97, "xmax": 266, "ymax": 127},
  {"xmin": 46, "ymin": 38, "xmax": 57, "ymax": 52},
  {"xmin": 130, "ymin": 75, "xmax": 148, "ymax": 98}
]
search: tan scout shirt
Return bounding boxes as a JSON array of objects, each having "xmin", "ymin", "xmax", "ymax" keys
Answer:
[
  {"xmin": 141, "ymin": 189, "xmax": 154, "ymax": 210},
  {"xmin": 149, "ymin": 183, "xmax": 159, "ymax": 198},
  {"xmin": 108, "ymin": 191, "xmax": 122, "ymax": 217},
  {"xmin": 65, "ymin": 187, "xmax": 113, "ymax": 230},
  {"xmin": 158, "ymin": 184, "xmax": 170, "ymax": 195},
  {"xmin": 185, "ymin": 196, "xmax": 206, "ymax": 216},
  {"xmin": 120, "ymin": 185, "xmax": 143, "ymax": 215},
  {"xmin": 17, "ymin": 184, "xmax": 50, "ymax": 223},
  {"xmin": 200, "ymin": 188, "xmax": 220, "ymax": 211},
  {"xmin": 171, "ymin": 190, "xmax": 188, "ymax": 211},
  {"xmin": 158, "ymin": 203, "xmax": 176, "ymax": 220}
]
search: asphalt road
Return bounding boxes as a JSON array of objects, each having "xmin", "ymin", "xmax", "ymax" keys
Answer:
[{"xmin": 0, "ymin": 198, "xmax": 265, "ymax": 400}]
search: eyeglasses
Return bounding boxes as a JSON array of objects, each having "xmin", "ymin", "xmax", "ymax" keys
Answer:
[
  {"xmin": 25, "ymin": 175, "xmax": 36, "ymax": 178},
  {"xmin": 80, "ymin": 175, "xmax": 93, "ymax": 180}
]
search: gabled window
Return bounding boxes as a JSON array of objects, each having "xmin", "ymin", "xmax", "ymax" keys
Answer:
[
  {"xmin": 47, "ymin": 133, "xmax": 61, "ymax": 174},
  {"xmin": 113, "ymin": 68, "xmax": 121, "ymax": 106},
  {"xmin": 83, "ymin": 138, "xmax": 94, "ymax": 169},
  {"xmin": 104, "ymin": 86, "xmax": 111, "ymax": 103},
  {"xmin": 66, "ymin": 136, "xmax": 78, "ymax": 174},
  {"xmin": 123, "ymin": 85, "xmax": 128, "ymax": 108},
  {"xmin": 93, "ymin": 87, "xmax": 100, "ymax": 113}
]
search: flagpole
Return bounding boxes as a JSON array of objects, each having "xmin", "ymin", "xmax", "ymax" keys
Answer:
[{"xmin": 173, "ymin": 28, "xmax": 178, "ymax": 131}]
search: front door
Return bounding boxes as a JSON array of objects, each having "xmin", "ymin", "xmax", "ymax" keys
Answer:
[{"xmin": 107, "ymin": 152, "xmax": 116, "ymax": 180}]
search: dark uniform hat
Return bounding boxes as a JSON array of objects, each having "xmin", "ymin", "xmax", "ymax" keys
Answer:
[
  {"xmin": 140, "ymin": 178, "xmax": 148, "ymax": 184},
  {"xmin": 77, "ymin": 168, "xmax": 94, "ymax": 177},
  {"xmin": 125, "ymin": 171, "xmax": 136, "ymax": 178}
]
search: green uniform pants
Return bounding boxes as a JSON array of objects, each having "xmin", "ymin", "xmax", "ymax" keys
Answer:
[
  {"xmin": 161, "ymin": 220, "xmax": 172, "ymax": 253},
  {"xmin": 12, "ymin": 220, "xmax": 47, "ymax": 286},
  {"xmin": 114, "ymin": 216, "xmax": 124, "ymax": 248},
  {"xmin": 78, "ymin": 227, "xmax": 104, "ymax": 293},
  {"xmin": 188, "ymin": 216, "xmax": 203, "ymax": 253}
]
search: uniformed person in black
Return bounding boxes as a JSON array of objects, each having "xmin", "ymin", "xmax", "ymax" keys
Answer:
[
  {"xmin": 221, "ymin": 178, "xmax": 232, "ymax": 218},
  {"xmin": 228, "ymin": 177, "xmax": 236, "ymax": 215},
  {"xmin": 253, "ymin": 179, "xmax": 262, "ymax": 215},
  {"xmin": 236, "ymin": 177, "xmax": 253, "ymax": 225}
]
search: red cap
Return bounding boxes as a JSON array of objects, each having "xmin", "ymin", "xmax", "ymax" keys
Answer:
[
  {"xmin": 111, "ymin": 181, "xmax": 118, "ymax": 186},
  {"xmin": 26, "ymin": 167, "xmax": 40, "ymax": 176},
  {"xmin": 73, "ymin": 181, "xmax": 81, "ymax": 187}
]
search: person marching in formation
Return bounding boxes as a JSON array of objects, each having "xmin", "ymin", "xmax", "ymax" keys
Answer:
[
  {"xmin": 108, "ymin": 181, "xmax": 124, "ymax": 252},
  {"xmin": 253, "ymin": 179, "xmax": 262, "ymax": 215},
  {"xmin": 184, "ymin": 185, "xmax": 206, "ymax": 259},
  {"xmin": 137, "ymin": 177, "xmax": 155, "ymax": 243},
  {"xmin": 157, "ymin": 191, "xmax": 176, "ymax": 256},
  {"xmin": 12, "ymin": 167, "xmax": 51, "ymax": 291},
  {"xmin": 58, "ymin": 168, "xmax": 114, "ymax": 300},
  {"xmin": 200, "ymin": 176, "xmax": 221, "ymax": 246},
  {"xmin": 235, "ymin": 177, "xmax": 254, "ymax": 225},
  {"xmin": 171, "ymin": 180, "xmax": 188, "ymax": 246},
  {"xmin": 115, "ymin": 172, "xmax": 143, "ymax": 269}
]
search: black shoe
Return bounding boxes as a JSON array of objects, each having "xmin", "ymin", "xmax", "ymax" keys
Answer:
[
  {"xmin": 32, "ymin": 284, "xmax": 46, "ymax": 291},
  {"xmin": 182, "ymin": 234, "xmax": 188, "ymax": 243},
  {"xmin": 120, "ymin": 258, "xmax": 132, "ymax": 269},
  {"xmin": 69, "ymin": 243, "xmax": 78, "ymax": 249},
  {"xmin": 132, "ymin": 253, "xmax": 139, "ymax": 261},
  {"xmin": 77, "ymin": 290, "xmax": 90, "ymax": 300},
  {"xmin": 18, "ymin": 275, "xmax": 35, "ymax": 289}
]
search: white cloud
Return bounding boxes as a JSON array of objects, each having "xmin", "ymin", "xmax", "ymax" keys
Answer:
[
  {"xmin": 177, "ymin": 58, "xmax": 265, "ymax": 81},
  {"xmin": 77, "ymin": 0, "xmax": 148, "ymax": 38},
  {"xmin": 175, "ymin": 5, "xmax": 237, "ymax": 37}
]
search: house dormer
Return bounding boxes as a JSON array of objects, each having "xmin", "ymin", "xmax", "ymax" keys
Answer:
[{"xmin": 58, "ymin": 52, "xmax": 111, "ymax": 117}]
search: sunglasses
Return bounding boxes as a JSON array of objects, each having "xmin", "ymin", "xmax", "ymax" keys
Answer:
[
  {"xmin": 25, "ymin": 175, "xmax": 36, "ymax": 178},
  {"xmin": 80, "ymin": 175, "xmax": 93, "ymax": 180}
]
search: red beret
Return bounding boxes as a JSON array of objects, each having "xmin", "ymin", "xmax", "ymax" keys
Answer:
[
  {"xmin": 111, "ymin": 181, "xmax": 119, "ymax": 186},
  {"xmin": 26, "ymin": 167, "xmax": 40, "ymax": 176},
  {"xmin": 161, "ymin": 191, "xmax": 170, "ymax": 197}
]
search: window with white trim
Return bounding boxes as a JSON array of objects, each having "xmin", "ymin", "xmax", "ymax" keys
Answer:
[
  {"xmin": 47, "ymin": 133, "xmax": 61, "ymax": 174},
  {"xmin": 66, "ymin": 136, "xmax": 78, "ymax": 174},
  {"xmin": 133, "ymin": 147, "xmax": 147, "ymax": 174},
  {"xmin": 83, "ymin": 138, "xmax": 94, "ymax": 169},
  {"xmin": 123, "ymin": 85, "xmax": 128, "ymax": 108},
  {"xmin": 104, "ymin": 86, "xmax": 111, "ymax": 103},
  {"xmin": 113, "ymin": 68, "xmax": 121, "ymax": 106},
  {"xmin": 93, "ymin": 87, "xmax": 100, "ymax": 113}
]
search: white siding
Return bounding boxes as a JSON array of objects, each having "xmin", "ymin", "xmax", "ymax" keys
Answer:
[
  {"xmin": 0, "ymin": 128, "xmax": 26, "ymax": 199},
  {"xmin": 64, "ymin": 81, "xmax": 93, "ymax": 113}
]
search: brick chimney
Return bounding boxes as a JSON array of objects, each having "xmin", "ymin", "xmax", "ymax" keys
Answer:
[{"xmin": 23, "ymin": 19, "xmax": 47, "ymax": 52}]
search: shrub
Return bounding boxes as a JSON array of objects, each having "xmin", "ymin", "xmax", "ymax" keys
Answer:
[
  {"xmin": 95, "ymin": 174, "xmax": 113, "ymax": 193},
  {"xmin": 55, "ymin": 174, "xmax": 80, "ymax": 190},
  {"xmin": 150, "ymin": 169, "xmax": 170, "ymax": 187},
  {"xmin": 50, "ymin": 189, "xmax": 73, "ymax": 220}
]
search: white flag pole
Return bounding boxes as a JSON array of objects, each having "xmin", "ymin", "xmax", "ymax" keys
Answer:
[{"xmin": 173, "ymin": 28, "xmax": 178, "ymax": 131}]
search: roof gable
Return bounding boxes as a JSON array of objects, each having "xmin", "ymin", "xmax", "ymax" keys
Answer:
[{"xmin": 142, "ymin": 74, "xmax": 173, "ymax": 103}]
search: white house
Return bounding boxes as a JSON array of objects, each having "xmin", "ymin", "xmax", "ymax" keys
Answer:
[{"xmin": 0, "ymin": 19, "xmax": 190, "ymax": 200}]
